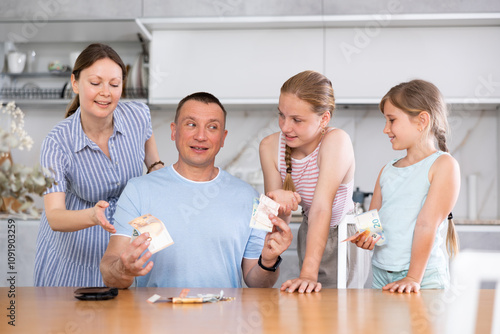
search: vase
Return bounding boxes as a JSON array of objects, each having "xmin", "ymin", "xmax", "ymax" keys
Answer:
[{"xmin": 0, "ymin": 151, "xmax": 23, "ymax": 213}]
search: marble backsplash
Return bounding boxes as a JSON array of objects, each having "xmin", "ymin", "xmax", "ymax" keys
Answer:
[{"xmin": 11, "ymin": 104, "xmax": 499, "ymax": 219}]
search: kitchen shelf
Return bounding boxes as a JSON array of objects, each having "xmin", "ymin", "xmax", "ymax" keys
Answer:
[
  {"xmin": 0, "ymin": 88, "xmax": 148, "ymax": 104},
  {"xmin": 1, "ymin": 72, "xmax": 71, "ymax": 79},
  {"xmin": 0, "ymin": 19, "xmax": 144, "ymax": 43}
]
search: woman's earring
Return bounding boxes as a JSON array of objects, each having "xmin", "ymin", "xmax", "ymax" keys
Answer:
[{"xmin": 321, "ymin": 127, "xmax": 326, "ymax": 135}]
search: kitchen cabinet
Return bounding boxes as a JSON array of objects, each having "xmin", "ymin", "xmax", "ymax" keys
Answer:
[
  {"xmin": 143, "ymin": 0, "xmax": 323, "ymax": 18},
  {"xmin": 143, "ymin": 14, "xmax": 500, "ymax": 107},
  {"xmin": 0, "ymin": 0, "xmax": 141, "ymax": 21},
  {"xmin": 142, "ymin": 0, "xmax": 500, "ymax": 18},
  {"xmin": 324, "ymin": 26, "xmax": 500, "ymax": 102},
  {"xmin": 149, "ymin": 28, "xmax": 323, "ymax": 105}
]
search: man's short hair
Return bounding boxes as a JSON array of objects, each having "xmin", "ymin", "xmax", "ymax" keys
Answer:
[{"xmin": 175, "ymin": 92, "xmax": 227, "ymax": 127}]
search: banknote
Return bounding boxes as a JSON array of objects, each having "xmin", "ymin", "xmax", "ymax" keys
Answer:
[
  {"xmin": 341, "ymin": 209, "xmax": 386, "ymax": 246},
  {"xmin": 129, "ymin": 214, "xmax": 174, "ymax": 254},
  {"xmin": 354, "ymin": 209, "xmax": 386, "ymax": 246},
  {"xmin": 249, "ymin": 194, "xmax": 280, "ymax": 232}
]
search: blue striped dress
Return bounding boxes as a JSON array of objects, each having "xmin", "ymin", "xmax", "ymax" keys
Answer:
[{"xmin": 34, "ymin": 101, "xmax": 153, "ymax": 287}]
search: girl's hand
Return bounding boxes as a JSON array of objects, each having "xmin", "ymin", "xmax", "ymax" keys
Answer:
[
  {"xmin": 92, "ymin": 201, "xmax": 116, "ymax": 233},
  {"xmin": 351, "ymin": 230, "xmax": 378, "ymax": 250},
  {"xmin": 281, "ymin": 276, "xmax": 322, "ymax": 293},
  {"xmin": 383, "ymin": 276, "xmax": 421, "ymax": 293},
  {"xmin": 266, "ymin": 190, "xmax": 301, "ymax": 216}
]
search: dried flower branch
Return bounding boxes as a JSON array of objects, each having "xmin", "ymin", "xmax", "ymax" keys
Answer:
[{"xmin": 1, "ymin": 101, "xmax": 55, "ymax": 217}]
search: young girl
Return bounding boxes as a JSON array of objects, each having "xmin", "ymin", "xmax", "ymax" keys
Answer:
[
  {"xmin": 353, "ymin": 79, "xmax": 460, "ymax": 293},
  {"xmin": 260, "ymin": 70, "xmax": 356, "ymax": 293}
]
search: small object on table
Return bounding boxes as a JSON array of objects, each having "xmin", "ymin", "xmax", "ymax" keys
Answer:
[{"xmin": 147, "ymin": 289, "xmax": 235, "ymax": 304}]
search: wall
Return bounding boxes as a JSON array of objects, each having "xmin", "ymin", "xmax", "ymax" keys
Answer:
[
  {"xmin": 12, "ymin": 100, "xmax": 499, "ymax": 219},
  {"xmin": 1, "ymin": 1, "xmax": 499, "ymax": 220}
]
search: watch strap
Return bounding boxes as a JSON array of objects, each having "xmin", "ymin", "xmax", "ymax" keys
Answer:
[{"xmin": 258, "ymin": 255, "xmax": 282, "ymax": 272}]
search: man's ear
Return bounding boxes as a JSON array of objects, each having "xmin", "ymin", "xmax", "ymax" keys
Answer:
[{"xmin": 170, "ymin": 122, "xmax": 176, "ymax": 141}]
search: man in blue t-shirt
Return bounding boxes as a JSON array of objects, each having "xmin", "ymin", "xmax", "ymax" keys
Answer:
[{"xmin": 100, "ymin": 92, "xmax": 293, "ymax": 288}]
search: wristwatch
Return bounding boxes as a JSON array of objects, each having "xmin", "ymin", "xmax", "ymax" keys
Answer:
[{"xmin": 258, "ymin": 255, "xmax": 282, "ymax": 272}]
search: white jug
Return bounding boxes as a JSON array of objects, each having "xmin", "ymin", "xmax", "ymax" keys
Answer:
[{"xmin": 7, "ymin": 52, "xmax": 27, "ymax": 73}]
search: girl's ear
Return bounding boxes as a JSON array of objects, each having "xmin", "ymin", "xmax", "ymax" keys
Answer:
[
  {"xmin": 321, "ymin": 111, "xmax": 331, "ymax": 127},
  {"xmin": 418, "ymin": 111, "xmax": 430, "ymax": 130}
]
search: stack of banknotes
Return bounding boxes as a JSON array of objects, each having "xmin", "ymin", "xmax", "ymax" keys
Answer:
[
  {"xmin": 354, "ymin": 209, "xmax": 386, "ymax": 246},
  {"xmin": 129, "ymin": 214, "xmax": 174, "ymax": 253},
  {"xmin": 249, "ymin": 194, "xmax": 280, "ymax": 232}
]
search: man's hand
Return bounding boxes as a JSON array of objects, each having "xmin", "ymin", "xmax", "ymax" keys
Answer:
[
  {"xmin": 260, "ymin": 214, "xmax": 293, "ymax": 266},
  {"xmin": 119, "ymin": 233, "xmax": 154, "ymax": 278}
]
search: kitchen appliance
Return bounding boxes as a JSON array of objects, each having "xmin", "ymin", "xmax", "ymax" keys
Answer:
[{"xmin": 352, "ymin": 187, "xmax": 372, "ymax": 212}]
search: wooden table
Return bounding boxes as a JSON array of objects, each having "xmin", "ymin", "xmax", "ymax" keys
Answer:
[{"xmin": 0, "ymin": 287, "xmax": 494, "ymax": 333}]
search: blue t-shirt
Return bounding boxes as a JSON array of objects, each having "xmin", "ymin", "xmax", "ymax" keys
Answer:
[
  {"xmin": 113, "ymin": 165, "xmax": 266, "ymax": 288},
  {"xmin": 372, "ymin": 151, "xmax": 448, "ymax": 272}
]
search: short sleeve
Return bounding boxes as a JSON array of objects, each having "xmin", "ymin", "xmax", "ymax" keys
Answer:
[
  {"xmin": 243, "ymin": 228, "xmax": 267, "ymax": 260},
  {"xmin": 40, "ymin": 135, "xmax": 69, "ymax": 195},
  {"xmin": 125, "ymin": 101, "xmax": 153, "ymax": 142}
]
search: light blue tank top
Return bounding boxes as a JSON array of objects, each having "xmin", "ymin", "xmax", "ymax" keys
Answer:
[{"xmin": 372, "ymin": 151, "xmax": 448, "ymax": 271}]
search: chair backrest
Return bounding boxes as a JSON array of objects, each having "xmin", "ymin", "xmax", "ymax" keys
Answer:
[{"xmin": 446, "ymin": 251, "xmax": 500, "ymax": 334}]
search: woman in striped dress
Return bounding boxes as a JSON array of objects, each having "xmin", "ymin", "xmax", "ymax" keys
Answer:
[
  {"xmin": 34, "ymin": 43, "xmax": 163, "ymax": 286},
  {"xmin": 259, "ymin": 70, "xmax": 356, "ymax": 292}
]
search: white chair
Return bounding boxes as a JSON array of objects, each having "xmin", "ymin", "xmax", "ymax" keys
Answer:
[
  {"xmin": 446, "ymin": 251, "xmax": 500, "ymax": 334},
  {"xmin": 337, "ymin": 214, "xmax": 368, "ymax": 289}
]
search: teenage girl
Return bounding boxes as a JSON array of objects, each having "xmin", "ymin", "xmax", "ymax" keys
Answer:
[
  {"xmin": 353, "ymin": 79, "xmax": 460, "ymax": 293},
  {"xmin": 260, "ymin": 70, "xmax": 356, "ymax": 293}
]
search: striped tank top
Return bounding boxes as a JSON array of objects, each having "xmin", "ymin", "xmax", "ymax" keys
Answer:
[{"xmin": 278, "ymin": 131, "xmax": 354, "ymax": 227}]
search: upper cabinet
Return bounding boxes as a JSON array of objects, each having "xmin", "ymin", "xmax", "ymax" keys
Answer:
[
  {"xmin": 325, "ymin": 25, "xmax": 500, "ymax": 104},
  {"xmin": 148, "ymin": 27, "xmax": 323, "ymax": 105},
  {"xmin": 0, "ymin": 0, "xmax": 143, "ymax": 43},
  {"xmin": 0, "ymin": 0, "xmax": 141, "ymax": 21},
  {"xmin": 145, "ymin": 14, "xmax": 500, "ymax": 107}
]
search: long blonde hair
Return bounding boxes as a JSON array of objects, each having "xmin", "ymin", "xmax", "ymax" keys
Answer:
[
  {"xmin": 280, "ymin": 70, "xmax": 335, "ymax": 192},
  {"xmin": 380, "ymin": 79, "xmax": 459, "ymax": 258}
]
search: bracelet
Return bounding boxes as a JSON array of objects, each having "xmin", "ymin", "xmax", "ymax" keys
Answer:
[
  {"xmin": 258, "ymin": 255, "xmax": 282, "ymax": 272},
  {"xmin": 147, "ymin": 160, "xmax": 164, "ymax": 174}
]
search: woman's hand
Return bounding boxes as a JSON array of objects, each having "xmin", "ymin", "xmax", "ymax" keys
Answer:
[
  {"xmin": 266, "ymin": 189, "xmax": 301, "ymax": 216},
  {"xmin": 281, "ymin": 276, "xmax": 322, "ymax": 293},
  {"xmin": 383, "ymin": 276, "xmax": 421, "ymax": 293},
  {"xmin": 92, "ymin": 200, "xmax": 116, "ymax": 233}
]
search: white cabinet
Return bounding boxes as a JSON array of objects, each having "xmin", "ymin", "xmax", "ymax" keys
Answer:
[
  {"xmin": 144, "ymin": 14, "xmax": 500, "ymax": 106},
  {"xmin": 324, "ymin": 26, "xmax": 500, "ymax": 102},
  {"xmin": 149, "ymin": 28, "xmax": 323, "ymax": 105}
]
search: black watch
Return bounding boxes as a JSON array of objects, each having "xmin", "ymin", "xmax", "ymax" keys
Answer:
[{"xmin": 258, "ymin": 255, "xmax": 282, "ymax": 272}]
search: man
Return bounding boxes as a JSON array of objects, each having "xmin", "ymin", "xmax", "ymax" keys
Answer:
[{"xmin": 100, "ymin": 92, "xmax": 292, "ymax": 288}]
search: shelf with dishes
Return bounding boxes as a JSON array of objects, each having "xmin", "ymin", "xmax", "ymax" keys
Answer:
[
  {"xmin": 0, "ymin": 71, "xmax": 148, "ymax": 104},
  {"xmin": 0, "ymin": 87, "xmax": 148, "ymax": 104}
]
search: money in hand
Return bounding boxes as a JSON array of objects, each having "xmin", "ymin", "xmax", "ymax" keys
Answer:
[
  {"xmin": 249, "ymin": 194, "xmax": 280, "ymax": 232},
  {"xmin": 354, "ymin": 209, "xmax": 386, "ymax": 246},
  {"xmin": 129, "ymin": 214, "xmax": 174, "ymax": 253}
]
